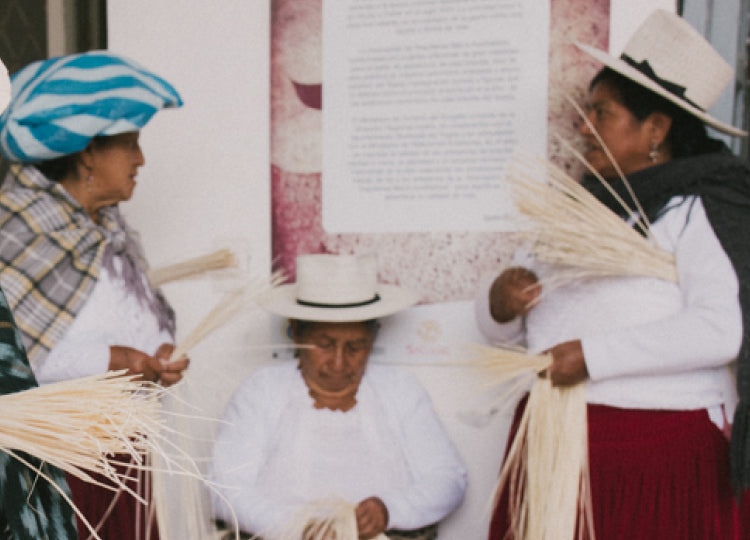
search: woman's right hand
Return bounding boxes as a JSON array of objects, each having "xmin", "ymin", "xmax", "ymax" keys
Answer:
[
  {"xmin": 488, "ymin": 267, "xmax": 541, "ymax": 322},
  {"xmin": 109, "ymin": 345, "xmax": 163, "ymax": 383}
]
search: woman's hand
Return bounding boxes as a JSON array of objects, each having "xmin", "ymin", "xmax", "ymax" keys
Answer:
[
  {"xmin": 109, "ymin": 345, "xmax": 162, "ymax": 382},
  {"xmin": 152, "ymin": 343, "xmax": 189, "ymax": 387},
  {"xmin": 355, "ymin": 497, "xmax": 389, "ymax": 539},
  {"xmin": 547, "ymin": 340, "xmax": 589, "ymax": 386},
  {"xmin": 488, "ymin": 267, "xmax": 542, "ymax": 322},
  {"xmin": 109, "ymin": 343, "xmax": 189, "ymax": 386}
]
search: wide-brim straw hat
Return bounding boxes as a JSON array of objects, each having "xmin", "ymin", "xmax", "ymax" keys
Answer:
[
  {"xmin": 258, "ymin": 254, "xmax": 419, "ymax": 322},
  {"xmin": 574, "ymin": 9, "xmax": 746, "ymax": 137}
]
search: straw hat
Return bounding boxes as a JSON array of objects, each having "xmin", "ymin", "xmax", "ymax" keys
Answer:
[
  {"xmin": 258, "ymin": 254, "xmax": 419, "ymax": 322},
  {"xmin": 574, "ymin": 9, "xmax": 746, "ymax": 137}
]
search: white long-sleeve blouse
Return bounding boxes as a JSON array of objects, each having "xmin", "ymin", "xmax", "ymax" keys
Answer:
[
  {"xmin": 32, "ymin": 260, "xmax": 172, "ymax": 385},
  {"xmin": 475, "ymin": 195, "xmax": 742, "ymax": 419},
  {"xmin": 210, "ymin": 361, "xmax": 467, "ymax": 538}
]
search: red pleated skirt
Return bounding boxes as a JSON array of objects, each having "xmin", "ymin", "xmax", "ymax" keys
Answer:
[
  {"xmin": 488, "ymin": 397, "xmax": 749, "ymax": 540},
  {"xmin": 66, "ymin": 457, "xmax": 159, "ymax": 540}
]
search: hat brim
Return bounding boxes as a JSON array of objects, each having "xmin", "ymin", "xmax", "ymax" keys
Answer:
[
  {"xmin": 257, "ymin": 283, "xmax": 420, "ymax": 322},
  {"xmin": 574, "ymin": 41, "xmax": 747, "ymax": 137}
]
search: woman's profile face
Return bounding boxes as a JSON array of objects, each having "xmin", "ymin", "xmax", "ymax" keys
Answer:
[
  {"xmin": 295, "ymin": 321, "xmax": 374, "ymax": 397},
  {"xmin": 87, "ymin": 131, "xmax": 145, "ymax": 206},
  {"xmin": 579, "ymin": 81, "xmax": 654, "ymax": 178}
]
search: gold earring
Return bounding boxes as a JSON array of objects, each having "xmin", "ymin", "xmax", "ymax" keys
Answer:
[{"xmin": 649, "ymin": 142, "xmax": 660, "ymax": 164}]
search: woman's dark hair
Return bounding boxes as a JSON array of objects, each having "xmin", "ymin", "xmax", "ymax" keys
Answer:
[
  {"xmin": 291, "ymin": 319, "xmax": 380, "ymax": 339},
  {"xmin": 590, "ymin": 67, "xmax": 723, "ymax": 158},
  {"xmin": 34, "ymin": 135, "xmax": 112, "ymax": 181},
  {"xmin": 290, "ymin": 318, "xmax": 381, "ymax": 359}
]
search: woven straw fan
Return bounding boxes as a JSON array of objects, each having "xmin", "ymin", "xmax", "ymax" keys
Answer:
[
  {"xmin": 147, "ymin": 248, "xmax": 239, "ymax": 288},
  {"xmin": 0, "ymin": 371, "xmax": 168, "ymax": 540}
]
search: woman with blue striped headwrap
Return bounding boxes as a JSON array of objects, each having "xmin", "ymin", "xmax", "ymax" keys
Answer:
[{"xmin": 0, "ymin": 51, "xmax": 186, "ymax": 540}]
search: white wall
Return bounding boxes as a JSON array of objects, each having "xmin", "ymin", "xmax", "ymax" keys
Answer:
[
  {"xmin": 106, "ymin": 2, "xmax": 671, "ymax": 539},
  {"xmin": 609, "ymin": 0, "xmax": 676, "ymax": 53},
  {"xmin": 107, "ymin": 4, "xmax": 274, "ymax": 537}
]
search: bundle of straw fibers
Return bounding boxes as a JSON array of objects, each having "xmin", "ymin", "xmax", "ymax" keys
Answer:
[
  {"xmin": 0, "ymin": 370, "xmax": 163, "ymax": 487},
  {"xmin": 494, "ymin": 378, "xmax": 593, "ymax": 540},
  {"xmin": 464, "ymin": 344, "xmax": 593, "ymax": 540},
  {"xmin": 0, "ymin": 371, "xmax": 166, "ymax": 540},
  {"xmin": 505, "ymin": 150, "xmax": 677, "ymax": 285}
]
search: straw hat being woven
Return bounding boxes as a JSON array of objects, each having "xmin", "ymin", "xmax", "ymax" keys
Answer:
[{"xmin": 575, "ymin": 9, "xmax": 746, "ymax": 137}]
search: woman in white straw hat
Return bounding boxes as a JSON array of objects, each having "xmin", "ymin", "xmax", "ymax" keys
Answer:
[
  {"xmin": 477, "ymin": 9, "xmax": 750, "ymax": 540},
  {"xmin": 210, "ymin": 254, "xmax": 467, "ymax": 540}
]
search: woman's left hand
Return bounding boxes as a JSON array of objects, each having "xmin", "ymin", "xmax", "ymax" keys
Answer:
[
  {"xmin": 355, "ymin": 496, "xmax": 389, "ymax": 539},
  {"xmin": 547, "ymin": 340, "xmax": 589, "ymax": 386},
  {"xmin": 153, "ymin": 343, "xmax": 189, "ymax": 387}
]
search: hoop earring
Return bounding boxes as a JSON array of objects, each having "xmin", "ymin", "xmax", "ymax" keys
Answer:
[{"xmin": 649, "ymin": 142, "xmax": 660, "ymax": 164}]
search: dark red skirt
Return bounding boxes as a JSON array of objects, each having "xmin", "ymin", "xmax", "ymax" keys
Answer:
[
  {"xmin": 489, "ymin": 397, "xmax": 748, "ymax": 540},
  {"xmin": 66, "ymin": 457, "xmax": 159, "ymax": 540}
]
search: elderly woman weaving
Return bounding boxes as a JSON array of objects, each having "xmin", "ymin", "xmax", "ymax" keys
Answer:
[
  {"xmin": 0, "ymin": 52, "xmax": 188, "ymax": 539},
  {"xmin": 211, "ymin": 254, "xmax": 467, "ymax": 540},
  {"xmin": 477, "ymin": 10, "xmax": 750, "ymax": 540}
]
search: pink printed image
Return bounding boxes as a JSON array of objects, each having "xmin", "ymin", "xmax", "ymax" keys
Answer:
[{"xmin": 270, "ymin": 0, "xmax": 610, "ymax": 304}]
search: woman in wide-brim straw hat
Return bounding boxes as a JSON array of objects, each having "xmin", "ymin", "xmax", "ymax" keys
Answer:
[
  {"xmin": 476, "ymin": 9, "xmax": 750, "ymax": 539},
  {"xmin": 0, "ymin": 51, "xmax": 188, "ymax": 539},
  {"xmin": 210, "ymin": 254, "xmax": 468, "ymax": 540}
]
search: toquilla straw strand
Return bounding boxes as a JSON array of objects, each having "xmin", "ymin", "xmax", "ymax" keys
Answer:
[
  {"xmin": 506, "ymin": 149, "xmax": 678, "ymax": 284},
  {"xmin": 0, "ymin": 371, "xmax": 164, "ymax": 489},
  {"xmin": 168, "ymin": 271, "xmax": 286, "ymax": 363},
  {"xmin": 147, "ymin": 249, "xmax": 239, "ymax": 288},
  {"xmin": 151, "ymin": 271, "xmax": 286, "ymax": 540}
]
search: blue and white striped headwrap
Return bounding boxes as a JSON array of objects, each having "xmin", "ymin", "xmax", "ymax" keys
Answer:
[{"xmin": 0, "ymin": 50, "xmax": 183, "ymax": 163}]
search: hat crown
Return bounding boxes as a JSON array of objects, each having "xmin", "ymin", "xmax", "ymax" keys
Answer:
[
  {"xmin": 296, "ymin": 254, "xmax": 378, "ymax": 306},
  {"xmin": 621, "ymin": 9, "xmax": 732, "ymax": 111}
]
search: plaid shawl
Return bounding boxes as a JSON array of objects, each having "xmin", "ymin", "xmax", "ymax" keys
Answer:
[
  {"xmin": 0, "ymin": 165, "xmax": 175, "ymax": 368},
  {"xmin": 0, "ymin": 286, "xmax": 78, "ymax": 539}
]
